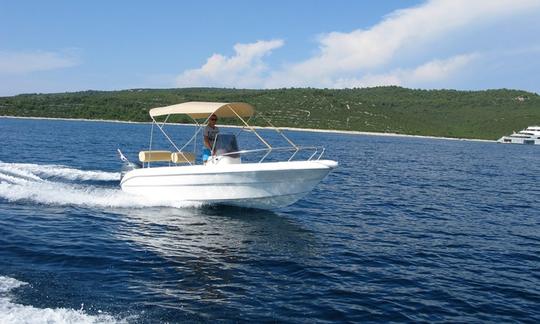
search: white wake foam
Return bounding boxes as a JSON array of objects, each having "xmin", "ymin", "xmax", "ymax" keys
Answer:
[
  {"xmin": 0, "ymin": 276, "xmax": 125, "ymax": 324},
  {"xmin": 0, "ymin": 161, "xmax": 119, "ymax": 181},
  {"xmin": 0, "ymin": 161, "xmax": 199, "ymax": 209}
]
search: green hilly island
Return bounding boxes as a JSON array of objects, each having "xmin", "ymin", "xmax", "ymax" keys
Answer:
[{"xmin": 1, "ymin": 87, "xmax": 539, "ymax": 140}]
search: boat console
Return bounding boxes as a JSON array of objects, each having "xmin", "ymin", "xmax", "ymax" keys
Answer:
[{"xmin": 208, "ymin": 134, "xmax": 241, "ymax": 165}]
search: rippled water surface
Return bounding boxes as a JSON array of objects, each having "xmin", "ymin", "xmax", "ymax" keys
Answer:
[{"xmin": 1, "ymin": 117, "xmax": 539, "ymax": 323}]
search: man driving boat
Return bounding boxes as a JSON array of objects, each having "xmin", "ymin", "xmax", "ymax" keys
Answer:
[{"xmin": 203, "ymin": 114, "xmax": 219, "ymax": 164}]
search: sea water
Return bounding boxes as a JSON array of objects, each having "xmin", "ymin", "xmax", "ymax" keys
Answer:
[{"xmin": 0, "ymin": 117, "xmax": 539, "ymax": 323}]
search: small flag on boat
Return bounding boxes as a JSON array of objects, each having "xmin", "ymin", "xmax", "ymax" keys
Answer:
[{"xmin": 117, "ymin": 149, "xmax": 129, "ymax": 162}]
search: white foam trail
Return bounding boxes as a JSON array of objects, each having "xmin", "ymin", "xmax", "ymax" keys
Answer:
[
  {"xmin": 0, "ymin": 172, "xmax": 34, "ymax": 185},
  {"xmin": 0, "ymin": 166, "xmax": 43, "ymax": 183},
  {"xmin": 0, "ymin": 161, "xmax": 119, "ymax": 181},
  {"xmin": 0, "ymin": 276, "xmax": 126, "ymax": 324},
  {"xmin": 0, "ymin": 181, "xmax": 200, "ymax": 209},
  {"xmin": 0, "ymin": 276, "xmax": 26, "ymax": 293},
  {"xmin": 0, "ymin": 161, "xmax": 200, "ymax": 209}
]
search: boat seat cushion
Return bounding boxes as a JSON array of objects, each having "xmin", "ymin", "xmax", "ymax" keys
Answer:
[
  {"xmin": 171, "ymin": 152, "xmax": 195, "ymax": 163},
  {"xmin": 139, "ymin": 150, "xmax": 172, "ymax": 162}
]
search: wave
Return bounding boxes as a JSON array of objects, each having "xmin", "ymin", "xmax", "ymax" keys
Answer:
[
  {"xmin": 0, "ymin": 162, "xmax": 200, "ymax": 209},
  {"xmin": 0, "ymin": 276, "xmax": 126, "ymax": 324},
  {"xmin": 0, "ymin": 161, "xmax": 120, "ymax": 181}
]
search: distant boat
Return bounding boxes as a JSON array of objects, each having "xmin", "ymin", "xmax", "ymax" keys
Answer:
[{"xmin": 497, "ymin": 126, "xmax": 540, "ymax": 145}]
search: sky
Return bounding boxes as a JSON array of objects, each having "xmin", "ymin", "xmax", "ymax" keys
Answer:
[{"xmin": 1, "ymin": 0, "xmax": 540, "ymax": 96}]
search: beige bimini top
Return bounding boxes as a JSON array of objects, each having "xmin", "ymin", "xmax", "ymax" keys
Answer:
[{"xmin": 149, "ymin": 101, "xmax": 254, "ymax": 119}]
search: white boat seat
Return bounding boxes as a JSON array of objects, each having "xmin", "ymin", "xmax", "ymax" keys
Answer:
[
  {"xmin": 171, "ymin": 152, "xmax": 196, "ymax": 164},
  {"xmin": 139, "ymin": 150, "xmax": 172, "ymax": 162}
]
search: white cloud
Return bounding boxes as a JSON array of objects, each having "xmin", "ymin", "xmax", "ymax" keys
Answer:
[
  {"xmin": 175, "ymin": 39, "xmax": 284, "ymax": 88},
  {"xmin": 265, "ymin": 0, "xmax": 540, "ymax": 88},
  {"xmin": 0, "ymin": 50, "xmax": 79, "ymax": 75},
  {"xmin": 333, "ymin": 53, "xmax": 480, "ymax": 88},
  {"xmin": 175, "ymin": 0, "xmax": 540, "ymax": 90},
  {"xmin": 408, "ymin": 53, "xmax": 480, "ymax": 83}
]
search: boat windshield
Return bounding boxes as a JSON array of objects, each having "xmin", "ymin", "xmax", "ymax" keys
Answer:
[{"xmin": 214, "ymin": 134, "xmax": 240, "ymax": 158}]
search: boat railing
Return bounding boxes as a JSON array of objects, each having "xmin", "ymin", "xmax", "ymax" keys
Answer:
[{"xmin": 218, "ymin": 145, "xmax": 326, "ymax": 163}]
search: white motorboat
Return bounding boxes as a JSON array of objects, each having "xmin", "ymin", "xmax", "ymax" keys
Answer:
[
  {"xmin": 497, "ymin": 126, "xmax": 540, "ymax": 145},
  {"xmin": 119, "ymin": 102, "xmax": 337, "ymax": 209}
]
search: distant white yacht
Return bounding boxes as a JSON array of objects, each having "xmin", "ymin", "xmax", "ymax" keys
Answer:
[{"xmin": 498, "ymin": 126, "xmax": 540, "ymax": 145}]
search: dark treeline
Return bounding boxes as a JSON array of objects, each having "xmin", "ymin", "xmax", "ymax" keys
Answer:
[{"xmin": 1, "ymin": 86, "xmax": 539, "ymax": 139}]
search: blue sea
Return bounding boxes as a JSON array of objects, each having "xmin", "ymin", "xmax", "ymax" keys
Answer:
[{"xmin": 1, "ymin": 117, "xmax": 539, "ymax": 323}]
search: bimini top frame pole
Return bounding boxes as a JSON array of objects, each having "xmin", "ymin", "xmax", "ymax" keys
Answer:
[
  {"xmin": 150, "ymin": 116, "xmax": 182, "ymax": 153},
  {"xmin": 226, "ymin": 104, "xmax": 271, "ymax": 150}
]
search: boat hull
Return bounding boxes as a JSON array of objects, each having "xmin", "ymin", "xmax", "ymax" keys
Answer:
[{"xmin": 120, "ymin": 160, "xmax": 337, "ymax": 209}]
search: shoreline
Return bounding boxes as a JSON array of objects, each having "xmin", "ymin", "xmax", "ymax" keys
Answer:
[{"xmin": 0, "ymin": 115, "xmax": 495, "ymax": 143}]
